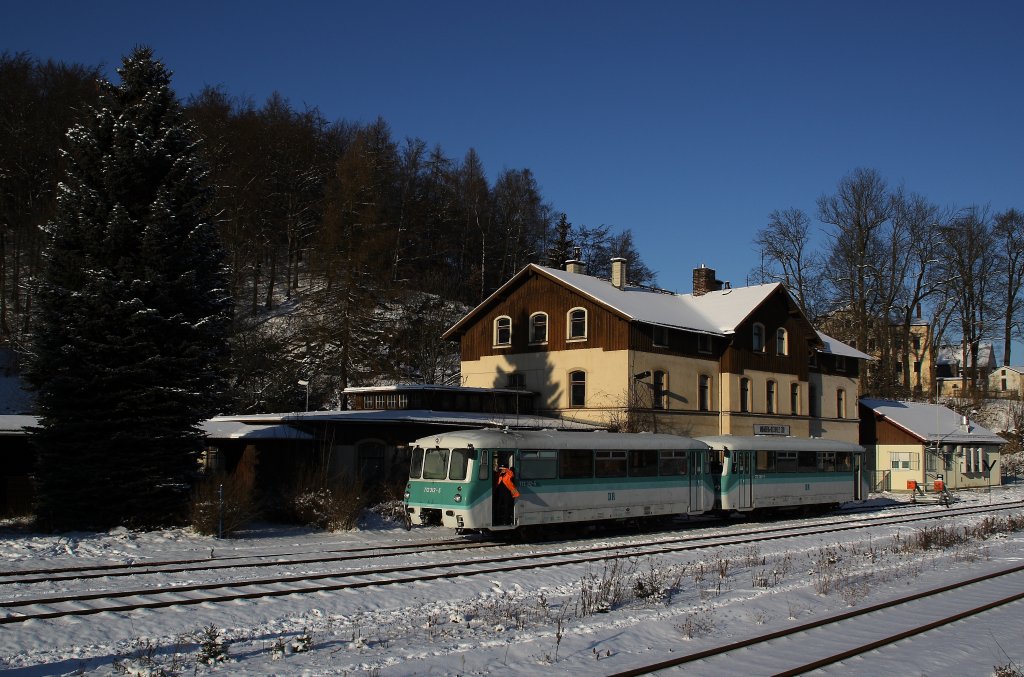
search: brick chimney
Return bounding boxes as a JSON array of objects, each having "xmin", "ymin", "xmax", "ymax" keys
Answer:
[
  {"xmin": 611, "ymin": 257, "xmax": 627, "ymax": 289},
  {"xmin": 692, "ymin": 264, "xmax": 723, "ymax": 297},
  {"xmin": 565, "ymin": 246, "xmax": 586, "ymax": 275}
]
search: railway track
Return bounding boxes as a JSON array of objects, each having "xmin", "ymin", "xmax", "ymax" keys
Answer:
[
  {"xmin": 605, "ymin": 561, "xmax": 1024, "ymax": 676},
  {"xmin": 2, "ymin": 498, "xmax": 1020, "ymax": 625}
]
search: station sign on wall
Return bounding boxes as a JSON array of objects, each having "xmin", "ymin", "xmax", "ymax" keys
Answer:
[{"xmin": 753, "ymin": 424, "xmax": 790, "ymax": 436}]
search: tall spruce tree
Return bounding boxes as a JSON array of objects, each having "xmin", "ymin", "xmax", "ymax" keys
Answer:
[{"xmin": 27, "ymin": 47, "xmax": 231, "ymax": 531}]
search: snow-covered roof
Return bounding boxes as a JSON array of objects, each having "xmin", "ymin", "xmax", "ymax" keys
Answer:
[
  {"xmin": 816, "ymin": 331, "xmax": 873, "ymax": 360},
  {"xmin": 344, "ymin": 384, "xmax": 529, "ymax": 395},
  {"xmin": 212, "ymin": 409, "xmax": 599, "ymax": 431},
  {"xmin": 860, "ymin": 398, "xmax": 1006, "ymax": 445},
  {"xmin": 444, "ymin": 264, "xmax": 856, "ymax": 359},
  {"xmin": 536, "ymin": 265, "xmax": 782, "ymax": 335},
  {"xmin": 202, "ymin": 420, "xmax": 313, "ymax": 440},
  {"xmin": 936, "ymin": 343, "xmax": 996, "ymax": 367}
]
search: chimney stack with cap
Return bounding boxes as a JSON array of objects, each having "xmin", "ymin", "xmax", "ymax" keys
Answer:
[
  {"xmin": 692, "ymin": 264, "xmax": 724, "ymax": 297},
  {"xmin": 611, "ymin": 257, "xmax": 627, "ymax": 289},
  {"xmin": 565, "ymin": 246, "xmax": 586, "ymax": 275}
]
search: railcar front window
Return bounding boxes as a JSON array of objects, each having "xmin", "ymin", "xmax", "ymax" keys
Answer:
[
  {"xmin": 422, "ymin": 448, "xmax": 451, "ymax": 479},
  {"xmin": 409, "ymin": 448, "xmax": 425, "ymax": 478},
  {"xmin": 449, "ymin": 448, "xmax": 474, "ymax": 481}
]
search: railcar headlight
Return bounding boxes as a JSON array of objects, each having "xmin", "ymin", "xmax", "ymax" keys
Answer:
[
  {"xmin": 454, "ymin": 494, "xmax": 462, "ymax": 503},
  {"xmin": 404, "ymin": 491, "xmax": 411, "ymax": 500}
]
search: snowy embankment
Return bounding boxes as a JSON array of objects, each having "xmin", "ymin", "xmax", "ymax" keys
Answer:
[{"xmin": 2, "ymin": 489, "xmax": 1024, "ymax": 676}]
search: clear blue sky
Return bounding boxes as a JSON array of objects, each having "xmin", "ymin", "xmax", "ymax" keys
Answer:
[{"xmin": 3, "ymin": 1, "xmax": 1022, "ymax": 295}]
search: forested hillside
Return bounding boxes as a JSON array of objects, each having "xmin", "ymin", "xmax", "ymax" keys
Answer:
[{"xmin": 0, "ymin": 52, "xmax": 653, "ymax": 413}]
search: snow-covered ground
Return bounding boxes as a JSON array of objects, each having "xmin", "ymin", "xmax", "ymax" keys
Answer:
[{"xmin": 2, "ymin": 488, "xmax": 1024, "ymax": 676}]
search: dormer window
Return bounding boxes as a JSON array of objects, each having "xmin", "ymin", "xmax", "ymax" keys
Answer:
[
  {"xmin": 697, "ymin": 334, "xmax": 712, "ymax": 353},
  {"xmin": 529, "ymin": 312, "xmax": 548, "ymax": 344},
  {"xmin": 836, "ymin": 355, "xmax": 847, "ymax": 373},
  {"xmin": 494, "ymin": 316, "xmax": 511, "ymax": 347},
  {"xmin": 752, "ymin": 323, "xmax": 766, "ymax": 353},
  {"xmin": 568, "ymin": 308, "xmax": 588, "ymax": 340}
]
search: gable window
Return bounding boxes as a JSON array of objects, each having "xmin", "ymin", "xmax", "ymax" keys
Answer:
[
  {"xmin": 653, "ymin": 325, "xmax": 669, "ymax": 347},
  {"xmin": 790, "ymin": 383, "xmax": 800, "ymax": 415},
  {"xmin": 697, "ymin": 334, "xmax": 712, "ymax": 353},
  {"xmin": 835, "ymin": 355, "xmax": 847, "ymax": 373},
  {"xmin": 739, "ymin": 377, "xmax": 750, "ymax": 413},
  {"xmin": 569, "ymin": 370, "xmax": 586, "ymax": 407},
  {"xmin": 752, "ymin": 323, "xmax": 765, "ymax": 353},
  {"xmin": 568, "ymin": 308, "xmax": 588, "ymax": 340},
  {"xmin": 766, "ymin": 380, "xmax": 777, "ymax": 414},
  {"xmin": 652, "ymin": 370, "xmax": 667, "ymax": 409},
  {"xmin": 494, "ymin": 316, "xmax": 511, "ymax": 346},
  {"xmin": 529, "ymin": 312, "xmax": 548, "ymax": 344},
  {"xmin": 776, "ymin": 328, "xmax": 788, "ymax": 356},
  {"xmin": 836, "ymin": 388, "xmax": 846, "ymax": 418},
  {"xmin": 699, "ymin": 374, "xmax": 711, "ymax": 411}
]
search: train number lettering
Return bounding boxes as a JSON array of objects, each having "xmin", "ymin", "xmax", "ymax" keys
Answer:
[
  {"xmin": 423, "ymin": 487, "xmax": 441, "ymax": 493},
  {"xmin": 607, "ymin": 492, "xmax": 616, "ymax": 501}
]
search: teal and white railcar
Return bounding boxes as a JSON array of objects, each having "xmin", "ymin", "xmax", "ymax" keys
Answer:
[
  {"xmin": 404, "ymin": 429, "xmax": 713, "ymax": 532},
  {"xmin": 699, "ymin": 435, "xmax": 866, "ymax": 512}
]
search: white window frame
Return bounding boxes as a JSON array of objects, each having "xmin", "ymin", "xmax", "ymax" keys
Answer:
[
  {"xmin": 529, "ymin": 312, "xmax": 548, "ymax": 345},
  {"xmin": 493, "ymin": 315, "xmax": 512, "ymax": 347},
  {"xmin": 567, "ymin": 307, "xmax": 588, "ymax": 341},
  {"xmin": 776, "ymin": 328, "xmax": 788, "ymax": 356},
  {"xmin": 753, "ymin": 322, "xmax": 766, "ymax": 353},
  {"xmin": 569, "ymin": 370, "xmax": 586, "ymax": 407}
]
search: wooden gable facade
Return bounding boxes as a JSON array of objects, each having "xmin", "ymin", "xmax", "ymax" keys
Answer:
[{"xmin": 455, "ymin": 267, "xmax": 631, "ymax": 362}]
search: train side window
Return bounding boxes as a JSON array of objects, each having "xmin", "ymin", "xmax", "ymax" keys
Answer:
[
  {"xmin": 798, "ymin": 450, "xmax": 817, "ymax": 472},
  {"xmin": 776, "ymin": 451, "xmax": 798, "ymax": 472},
  {"xmin": 756, "ymin": 450, "xmax": 774, "ymax": 472},
  {"xmin": 560, "ymin": 449, "xmax": 594, "ymax": 478},
  {"xmin": 449, "ymin": 448, "xmax": 474, "ymax": 481},
  {"xmin": 520, "ymin": 450, "xmax": 557, "ymax": 479},
  {"xmin": 818, "ymin": 452, "xmax": 837, "ymax": 472},
  {"xmin": 409, "ymin": 448, "xmax": 424, "ymax": 478},
  {"xmin": 595, "ymin": 450, "xmax": 627, "ymax": 477},
  {"xmin": 422, "ymin": 448, "xmax": 450, "ymax": 479},
  {"xmin": 629, "ymin": 449, "xmax": 658, "ymax": 476},
  {"xmin": 659, "ymin": 449, "xmax": 689, "ymax": 476},
  {"xmin": 837, "ymin": 452, "xmax": 852, "ymax": 472}
]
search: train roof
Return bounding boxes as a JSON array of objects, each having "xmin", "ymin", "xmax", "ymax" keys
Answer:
[
  {"xmin": 411, "ymin": 428, "xmax": 710, "ymax": 451},
  {"xmin": 697, "ymin": 435, "xmax": 864, "ymax": 453}
]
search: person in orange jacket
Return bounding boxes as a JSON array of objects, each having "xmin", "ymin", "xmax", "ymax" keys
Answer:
[{"xmin": 497, "ymin": 466, "xmax": 520, "ymax": 499}]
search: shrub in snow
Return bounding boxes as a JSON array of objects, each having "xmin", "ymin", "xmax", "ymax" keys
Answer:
[
  {"xmin": 284, "ymin": 465, "xmax": 367, "ymax": 531},
  {"xmin": 196, "ymin": 625, "xmax": 229, "ymax": 665}
]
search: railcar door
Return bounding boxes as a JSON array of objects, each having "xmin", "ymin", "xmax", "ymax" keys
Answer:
[
  {"xmin": 853, "ymin": 453, "xmax": 863, "ymax": 501},
  {"xmin": 734, "ymin": 449, "xmax": 754, "ymax": 510},
  {"xmin": 491, "ymin": 449, "xmax": 516, "ymax": 526}
]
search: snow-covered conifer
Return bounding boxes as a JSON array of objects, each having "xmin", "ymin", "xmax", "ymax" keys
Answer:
[{"xmin": 27, "ymin": 47, "xmax": 231, "ymax": 531}]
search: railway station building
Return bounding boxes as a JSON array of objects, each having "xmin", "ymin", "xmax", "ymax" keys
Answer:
[
  {"xmin": 859, "ymin": 398, "xmax": 1005, "ymax": 493},
  {"xmin": 444, "ymin": 260, "xmax": 870, "ymax": 444}
]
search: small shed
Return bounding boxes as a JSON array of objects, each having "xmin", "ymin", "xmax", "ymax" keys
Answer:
[{"xmin": 860, "ymin": 398, "xmax": 1006, "ymax": 492}]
